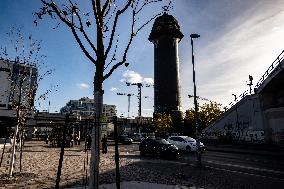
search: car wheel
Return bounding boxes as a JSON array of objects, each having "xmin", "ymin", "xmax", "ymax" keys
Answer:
[
  {"xmin": 156, "ymin": 151, "xmax": 161, "ymax": 158},
  {"xmin": 186, "ymin": 146, "xmax": 191, "ymax": 152},
  {"xmin": 172, "ymin": 154, "xmax": 177, "ymax": 160},
  {"xmin": 140, "ymin": 151, "xmax": 145, "ymax": 156}
]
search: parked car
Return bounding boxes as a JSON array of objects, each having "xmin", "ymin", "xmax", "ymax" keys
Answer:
[
  {"xmin": 118, "ymin": 135, "xmax": 133, "ymax": 144},
  {"xmin": 132, "ymin": 134, "xmax": 144, "ymax": 142},
  {"xmin": 139, "ymin": 138, "xmax": 179, "ymax": 159},
  {"xmin": 167, "ymin": 136, "xmax": 205, "ymax": 152}
]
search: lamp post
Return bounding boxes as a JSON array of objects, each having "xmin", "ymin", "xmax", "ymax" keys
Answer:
[
  {"xmin": 190, "ymin": 33, "xmax": 201, "ymax": 167},
  {"xmin": 232, "ymin": 93, "xmax": 239, "ymax": 131},
  {"xmin": 247, "ymin": 75, "xmax": 253, "ymax": 94}
]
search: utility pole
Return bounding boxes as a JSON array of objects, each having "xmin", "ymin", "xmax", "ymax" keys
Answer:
[
  {"xmin": 232, "ymin": 94, "xmax": 239, "ymax": 130},
  {"xmin": 126, "ymin": 82, "xmax": 152, "ymax": 117},
  {"xmin": 190, "ymin": 33, "xmax": 201, "ymax": 167}
]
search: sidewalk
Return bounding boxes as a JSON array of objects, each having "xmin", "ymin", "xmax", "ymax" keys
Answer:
[
  {"xmin": 69, "ymin": 181, "xmax": 197, "ymax": 189},
  {"xmin": 0, "ymin": 143, "xmax": 11, "ymax": 150}
]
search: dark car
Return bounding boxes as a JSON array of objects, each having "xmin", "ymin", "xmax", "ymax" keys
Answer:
[
  {"xmin": 139, "ymin": 138, "xmax": 179, "ymax": 159},
  {"xmin": 118, "ymin": 135, "xmax": 133, "ymax": 144}
]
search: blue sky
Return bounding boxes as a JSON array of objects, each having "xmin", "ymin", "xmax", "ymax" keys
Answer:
[{"xmin": 1, "ymin": 0, "xmax": 284, "ymax": 117}]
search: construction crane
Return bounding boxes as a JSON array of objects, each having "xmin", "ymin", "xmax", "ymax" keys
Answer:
[
  {"xmin": 117, "ymin": 93, "xmax": 135, "ymax": 118},
  {"xmin": 126, "ymin": 82, "xmax": 153, "ymax": 117},
  {"xmin": 188, "ymin": 94, "xmax": 213, "ymax": 103}
]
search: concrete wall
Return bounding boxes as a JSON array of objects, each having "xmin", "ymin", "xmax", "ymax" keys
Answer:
[
  {"xmin": 203, "ymin": 53, "xmax": 284, "ymax": 144},
  {"xmin": 203, "ymin": 94, "xmax": 267, "ymax": 143},
  {"xmin": 264, "ymin": 107, "xmax": 284, "ymax": 143}
]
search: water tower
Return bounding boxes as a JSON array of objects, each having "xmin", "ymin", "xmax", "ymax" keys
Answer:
[{"xmin": 149, "ymin": 12, "xmax": 183, "ymax": 118}]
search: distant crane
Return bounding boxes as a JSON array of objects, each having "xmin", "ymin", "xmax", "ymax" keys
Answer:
[
  {"xmin": 117, "ymin": 93, "xmax": 135, "ymax": 118},
  {"xmin": 126, "ymin": 82, "xmax": 153, "ymax": 117},
  {"xmin": 188, "ymin": 94, "xmax": 213, "ymax": 103}
]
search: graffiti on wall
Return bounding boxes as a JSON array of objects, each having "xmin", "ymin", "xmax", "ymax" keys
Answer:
[{"xmin": 220, "ymin": 115, "xmax": 265, "ymax": 143}]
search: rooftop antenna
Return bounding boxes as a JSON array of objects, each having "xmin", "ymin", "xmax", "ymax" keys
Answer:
[{"xmin": 162, "ymin": 1, "xmax": 172, "ymax": 13}]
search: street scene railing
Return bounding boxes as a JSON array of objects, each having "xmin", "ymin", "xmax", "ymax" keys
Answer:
[
  {"xmin": 227, "ymin": 50, "xmax": 284, "ymax": 109},
  {"xmin": 255, "ymin": 50, "xmax": 284, "ymax": 89}
]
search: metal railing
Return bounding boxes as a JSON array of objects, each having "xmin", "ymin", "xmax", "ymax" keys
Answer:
[
  {"xmin": 227, "ymin": 50, "xmax": 284, "ymax": 109},
  {"xmin": 227, "ymin": 89, "xmax": 250, "ymax": 109},
  {"xmin": 255, "ymin": 50, "xmax": 284, "ymax": 89}
]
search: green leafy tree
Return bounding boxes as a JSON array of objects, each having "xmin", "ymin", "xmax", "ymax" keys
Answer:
[
  {"xmin": 152, "ymin": 112, "xmax": 173, "ymax": 134},
  {"xmin": 184, "ymin": 102, "xmax": 224, "ymax": 135},
  {"xmin": 199, "ymin": 102, "xmax": 224, "ymax": 128}
]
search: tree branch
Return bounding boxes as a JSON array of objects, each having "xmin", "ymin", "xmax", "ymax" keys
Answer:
[
  {"xmin": 102, "ymin": 0, "xmax": 111, "ymax": 14},
  {"xmin": 73, "ymin": 7, "xmax": 98, "ymax": 54},
  {"xmin": 104, "ymin": 37, "xmax": 118, "ymax": 71},
  {"xmin": 135, "ymin": 12, "xmax": 162, "ymax": 35},
  {"xmin": 103, "ymin": 7, "xmax": 135, "ymax": 81},
  {"xmin": 71, "ymin": 27, "xmax": 97, "ymax": 64},
  {"xmin": 105, "ymin": 0, "xmax": 132, "ymax": 60},
  {"xmin": 40, "ymin": 0, "xmax": 97, "ymax": 64},
  {"xmin": 40, "ymin": 0, "xmax": 72, "ymax": 27},
  {"xmin": 136, "ymin": 0, "xmax": 163, "ymax": 14}
]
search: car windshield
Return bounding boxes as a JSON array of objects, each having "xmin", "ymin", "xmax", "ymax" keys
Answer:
[
  {"xmin": 158, "ymin": 139, "xmax": 171, "ymax": 144},
  {"xmin": 185, "ymin": 137, "xmax": 195, "ymax": 142}
]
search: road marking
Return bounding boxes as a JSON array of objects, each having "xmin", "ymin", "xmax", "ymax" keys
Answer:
[
  {"xmin": 206, "ymin": 160, "xmax": 284, "ymax": 175},
  {"xmin": 205, "ymin": 164, "xmax": 284, "ymax": 181}
]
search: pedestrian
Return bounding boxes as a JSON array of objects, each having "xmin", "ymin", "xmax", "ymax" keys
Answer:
[
  {"xmin": 87, "ymin": 134, "xmax": 92, "ymax": 149},
  {"xmin": 46, "ymin": 135, "xmax": 49, "ymax": 144},
  {"xmin": 101, "ymin": 134, "xmax": 108, "ymax": 154},
  {"xmin": 77, "ymin": 134, "xmax": 80, "ymax": 145},
  {"xmin": 74, "ymin": 134, "xmax": 78, "ymax": 145},
  {"xmin": 70, "ymin": 134, "xmax": 74, "ymax": 147}
]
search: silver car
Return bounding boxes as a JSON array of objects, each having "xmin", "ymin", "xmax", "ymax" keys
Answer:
[{"xmin": 167, "ymin": 136, "xmax": 205, "ymax": 152}]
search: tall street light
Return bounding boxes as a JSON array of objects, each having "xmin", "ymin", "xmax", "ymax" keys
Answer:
[{"xmin": 190, "ymin": 33, "xmax": 201, "ymax": 167}]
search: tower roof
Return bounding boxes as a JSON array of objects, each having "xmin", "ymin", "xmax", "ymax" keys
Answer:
[{"xmin": 149, "ymin": 12, "xmax": 184, "ymax": 42}]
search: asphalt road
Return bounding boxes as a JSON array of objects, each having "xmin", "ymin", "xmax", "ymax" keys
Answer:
[{"xmin": 116, "ymin": 142, "xmax": 284, "ymax": 182}]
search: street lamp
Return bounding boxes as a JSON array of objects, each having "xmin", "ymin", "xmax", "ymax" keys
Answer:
[
  {"xmin": 247, "ymin": 75, "xmax": 253, "ymax": 94},
  {"xmin": 232, "ymin": 94, "xmax": 239, "ymax": 130},
  {"xmin": 190, "ymin": 33, "xmax": 201, "ymax": 167}
]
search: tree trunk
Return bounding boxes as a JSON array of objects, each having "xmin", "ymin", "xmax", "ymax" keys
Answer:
[
  {"xmin": 114, "ymin": 116, "xmax": 120, "ymax": 189},
  {"xmin": 19, "ymin": 131, "xmax": 24, "ymax": 172},
  {"xmin": 0, "ymin": 136, "xmax": 8, "ymax": 167},
  {"xmin": 89, "ymin": 75, "xmax": 103, "ymax": 189},
  {"xmin": 55, "ymin": 113, "xmax": 69, "ymax": 189},
  {"xmin": 9, "ymin": 124, "xmax": 19, "ymax": 177}
]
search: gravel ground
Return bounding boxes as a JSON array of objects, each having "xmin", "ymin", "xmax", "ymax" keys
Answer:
[{"xmin": 0, "ymin": 140, "xmax": 283, "ymax": 189}]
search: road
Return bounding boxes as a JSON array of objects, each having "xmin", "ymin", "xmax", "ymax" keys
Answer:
[{"xmin": 116, "ymin": 142, "xmax": 284, "ymax": 185}]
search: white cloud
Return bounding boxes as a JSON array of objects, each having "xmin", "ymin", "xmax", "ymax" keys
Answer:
[
  {"xmin": 76, "ymin": 83, "xmax": 90, "ymax": 89},
  {"xmin": 110, "ymin": 87, "xmax": 118, "ymax": 91},
  {"xmin": 122, "ymin": 70, "xmax": 154, "ymax": 85},
  {"xmin": 143, "ymin": 78, "xmax": 154, "ymax": 85},
  {"xmin": 180, "ymin": 3, "xmax": 284, "ymax": 110},
  {"xmin": 123, "ymin": 70, "xmax": 143, "ymax": 83}
]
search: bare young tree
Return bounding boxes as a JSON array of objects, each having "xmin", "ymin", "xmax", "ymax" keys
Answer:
[
  {"xmin": 0, "ymin": 27, "xmax": 56, "ymax": 176},
  {"xmin": 35, "ymin": 0, "xmax": 168, "ymax": 188}
]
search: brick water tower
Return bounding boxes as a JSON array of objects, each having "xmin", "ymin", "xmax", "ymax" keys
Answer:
[{"xmin": 149, "ymin": 13, "xmax": 183, "ymax": 121}]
